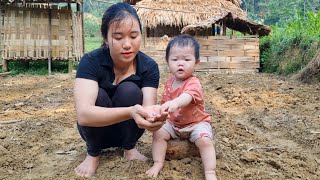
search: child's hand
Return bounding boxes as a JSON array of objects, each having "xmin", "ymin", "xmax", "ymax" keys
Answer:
[
  {"xmin": 161, "ymin": 100, "xmax": 179, "ymax": 113},
  {"xmin": 144, "ymin": 105, "xmax": 168, "ymax": 122}
]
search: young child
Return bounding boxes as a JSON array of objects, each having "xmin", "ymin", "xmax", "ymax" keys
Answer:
[{"xmin": 146, "ymin": 34, "xmax": 217, "ymax": 180}]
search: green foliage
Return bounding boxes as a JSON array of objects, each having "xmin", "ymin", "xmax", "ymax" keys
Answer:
[
  {"xmin": 8, "ymin": 62, "xmax": 69, "ymax": 75},
  {"xmin": 84, "ymin": 14, "xmax": 101, "ymax": 37},
  {"xmin": 85, "ymin": 36, "xmax": 103, "ymax": 53},
  {"xmin": 241, "ymin": 0, "xmax": 320, "ymax": 25},
  {"xmin": 260, "ymin": 11, "xmax": 320, "ymax": 75},
  {"xmin": 83, "ymin": 0, "xmax": 122, "ymax": 16},
  {"xmin": 83, "ymin": 0, "xmax": 121, "ymax": 38}
]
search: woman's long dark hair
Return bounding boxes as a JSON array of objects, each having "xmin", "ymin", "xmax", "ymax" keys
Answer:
[{"xmin": 100, "ymin": 2, "xmax": 142, "ymax": 48}]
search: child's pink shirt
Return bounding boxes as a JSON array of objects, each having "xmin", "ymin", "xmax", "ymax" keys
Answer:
[{"xmin": 161, "ymin": 75, "xmax": 211, "ymax": 128}]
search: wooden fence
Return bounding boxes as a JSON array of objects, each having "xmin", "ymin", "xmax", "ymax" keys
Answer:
[{"xmin": 141, "ymin": 35, "xmax": 260, "ymax": 73}]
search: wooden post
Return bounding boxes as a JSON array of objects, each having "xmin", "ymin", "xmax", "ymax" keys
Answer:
[
  {"xmin": 2, "ymin": 59, "xmax": 8, "ymax": 72},
  {"xmin": 69, "ymin": 2, "xmax": 74, "ymax": 75},
  {"xmin": 212, "ymin": 23, "xmax": 215, "ymax": 36},
  {"xmin": 68, "ymin": 59, "xmax": 73, "ymax": 74},
  {"xmin": 48, "ymin": 7, "xmax": 52, "ymax": 75},
  {"xmin": 223, "ymin": 19, "xmax": 227, "ymax": 36},
  {"xmin": 206, "ymin": 27, "xmax": 209, "ymax": 38},
  {"xmin": 1, "ymin": 9, "xmax": 8, "ymax": 72}
]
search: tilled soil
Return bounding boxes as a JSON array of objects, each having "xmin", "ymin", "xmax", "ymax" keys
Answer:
[{"xmin": 0, "ymin": 71, "xmax": 319, "ymax": 180}]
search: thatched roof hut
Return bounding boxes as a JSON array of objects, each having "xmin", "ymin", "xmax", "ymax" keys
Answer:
[
  {"xmin": 131, "ymin": 0, "xmax": 270, "ymax": 37},
  {"xmin": 125, "ymin": 0, "xmax": 269, "ymax": 73}
]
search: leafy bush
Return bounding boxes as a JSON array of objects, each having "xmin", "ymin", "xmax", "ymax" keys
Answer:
[
  {"xmin": 84, "ymin": 13, "xmax": 101, "ymax": 38},
  {"xmin": 85, "ymin": 36, "xmax": 103, "ymax": 53},
  {"xmin": 260, "ymin": 11, "xmax": 320, "ymax": 75}
]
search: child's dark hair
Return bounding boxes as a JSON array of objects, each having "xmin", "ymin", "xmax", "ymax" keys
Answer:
[
  {"xmin": 165, "ymin": 34, "xmax": 200, "ymax": 62},
  {"xmin": 101, "ymin": 2, "xmax": 142, "ymax": 47}
]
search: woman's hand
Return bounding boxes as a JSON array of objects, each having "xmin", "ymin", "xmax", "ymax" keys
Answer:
[{"xmin": 130, "ymin": 105, "xmax": 167, "ymax": 132}]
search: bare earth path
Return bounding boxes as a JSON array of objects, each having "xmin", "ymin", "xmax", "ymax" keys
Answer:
[{"xmin": 0, "ymin": 72, "xmax": 319, "ymax": 180}]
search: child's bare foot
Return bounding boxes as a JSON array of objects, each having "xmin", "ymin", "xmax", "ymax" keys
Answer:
[
  {"xmin": 205, "ymin": 170, "xmax": 217, "ymax": 180},
  {"xmin": 124, "ymin": 148, "xmax": 148, "ymax": 161},
  {"xmin": 74, "ymin": 155, "xmax": 100, "ymax": 178},
  {"xmin": 146, "ymin": 161, "xmax": 164, "ymax": 177}
]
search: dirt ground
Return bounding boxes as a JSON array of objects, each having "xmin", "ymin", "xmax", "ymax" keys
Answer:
[{"xmin": 0, "ymin": 69, "xmax": 320, "ymax": 180}]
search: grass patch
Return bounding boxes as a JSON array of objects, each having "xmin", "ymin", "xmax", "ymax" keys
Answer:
[
  {"xmin": 8, "ymin": 62, "xmax": 69, "ymax": 75},
  {"xmin": 85, "ymin": 36, "xmax": 103, "ymax": 53}
]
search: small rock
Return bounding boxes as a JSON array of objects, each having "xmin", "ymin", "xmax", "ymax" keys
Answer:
[
  {"xmin": 0, "ymin": 133, "xmax": 6, "ymax": 139},
  {"xmin": 0, "ymin": 145, "xmax": 8, "ymax": 156},
  {"xmin": 55, "ymin": 150, "xmax": 65, "ymax": 154},
  {"xmin": 24, "ymin": 163, "xmax": 34, "ymax": 169},
  {"xmin": 181, "ymin": 157, "xmax": 192, "ymax": 164},
  {"xmin": 240, "ymin": 152, "xmax": 260, "ymax": 163},
  {"xmin": 222, "ymin": 138, "xmax": 229, "ymax": 143},
  {"xmin": 66, "ymin": 150, "xmax": 78, "ymax": 155},
  {"xmin": 14, "ymin": 102, "xmax": 25, "ymax": 107},
  {"xmin": 7, "ymin": 169, "xmax": 14, "ymax": 174},
  {"xmin": 266, "ymin": 159, "xmax": 282, "ymax": 169},
  {"xmin": 36, "ymin": 122, "xmax": 43, "ymax": 126}
]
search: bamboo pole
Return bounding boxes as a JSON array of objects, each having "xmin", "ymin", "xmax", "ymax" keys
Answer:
[
  {"xmin": 79, "ymin": 2, "xmax": 84, "ymax": 57},
  {"xmin": 69, "ymin": 2, "xmax": 73, "ymax": 74},
  {"xmin": 48, "ymin": 6, "xmax": 52, "ymax": 75}
]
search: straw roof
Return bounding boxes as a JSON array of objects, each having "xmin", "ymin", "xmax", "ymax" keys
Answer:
[
  {"xmin": 1, "ymin": 0, "xmax": 82, "ymax": 4},
  {"xmin": 182, "ymin": 12, "xmax": 271, "ymax": 36},
  {"xmin": 127, "ymin": 0, "xmax": 242, "ymax": 7},
  {"xmin": 134, "ymin": 0, "xmax": 270, "ymax": 36},
  {"xmin": 135, "ymin": 0, "xmax": 246, "ymax": 28},
  {"xmin": 125, "ymin": 0, "xmax": 142, "ymax": 5}
]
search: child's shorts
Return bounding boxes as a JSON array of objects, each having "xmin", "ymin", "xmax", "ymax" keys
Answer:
[{"xmin": 162, "ymin": 121, "xmax": 214, "ymax": 143}]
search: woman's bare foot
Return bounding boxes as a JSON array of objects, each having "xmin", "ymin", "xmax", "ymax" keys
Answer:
[
  {"xmin": 74, "ymin": 155, "xmax": 100, "ymax": 178},
  {"xmin": 146, "ymin": 161, "xmax": 164, "ymax": 177},
  {"xmin": 124, "ymin": 148, "xmax": 148, "ymax": 161}
]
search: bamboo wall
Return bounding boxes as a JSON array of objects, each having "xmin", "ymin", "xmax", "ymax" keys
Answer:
[
  {"xmin": 141, "ymin": 35, "xmax": 260, "ymax": 72},
  {"xmin": 196, "ymin": 36, "xmax": 259, "ymax": 72},
  {"xmin": 0, "ymin": 5, "xmax": 83, "ymax": 62}
]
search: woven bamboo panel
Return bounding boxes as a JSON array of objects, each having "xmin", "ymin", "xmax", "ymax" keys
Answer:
[
  {"xmin": 72, "ymin": 11, "xmax": 84, "ymax": 61},
  {"xmin": 196, "ymin": 36, "xmax": 259, "ymax": 70},
  {"xmin": 0, "ymin": 6, "xmax": 83, "ymax": 61}
]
